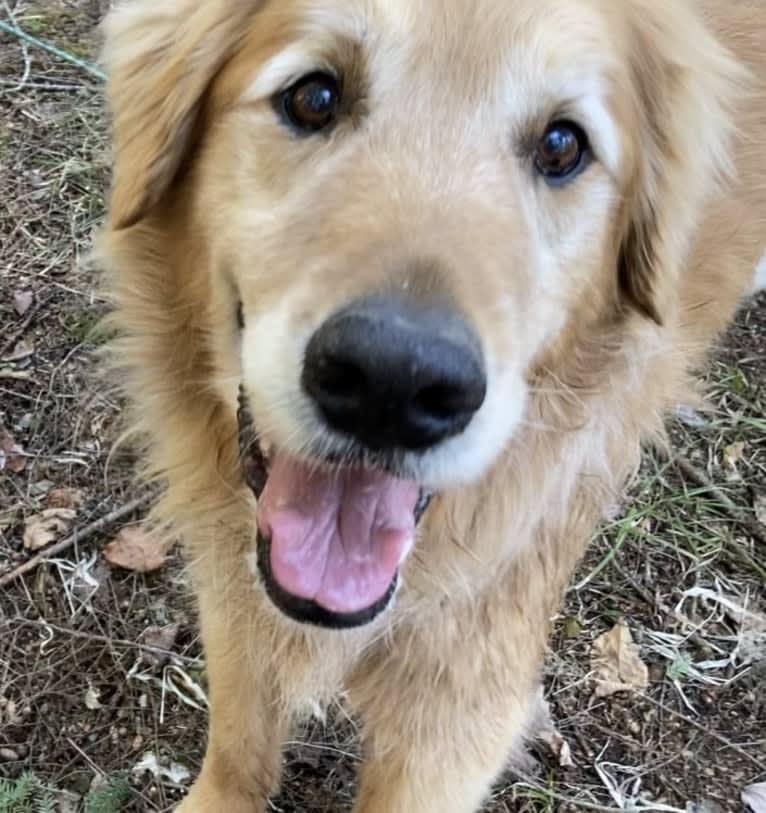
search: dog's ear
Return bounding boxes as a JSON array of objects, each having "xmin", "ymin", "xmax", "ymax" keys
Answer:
[
  {"xmin": 102, "ymin": 0, "xmax": 257, "ymax": 229},
  {"xmin": 617, "ymin": 1, "xmax": 745, "ymax": 325}
]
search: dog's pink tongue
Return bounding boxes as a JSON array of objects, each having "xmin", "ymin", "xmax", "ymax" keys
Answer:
[{"xmin": 257, "ymin": 454, "xmax": 419, "ymax": 614}]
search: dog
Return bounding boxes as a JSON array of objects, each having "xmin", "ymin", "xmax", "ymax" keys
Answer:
[{"xmin": 99, "ymin": 0, "xmax": 766, "ymax": 810}]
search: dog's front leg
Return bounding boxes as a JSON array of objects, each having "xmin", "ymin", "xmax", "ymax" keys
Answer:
[
  {"xmin": 177, "ymin": 595, "xmax": 290, "ymax": 813},
  {"xmin": 351, "ymin": 692, "xmax": 531, "ymax": 813},
  {"xmin": 349, "ymin": 621, "xmax": 542, "ymax": 813}
]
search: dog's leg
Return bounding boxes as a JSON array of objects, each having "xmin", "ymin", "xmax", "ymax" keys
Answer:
[
  {"xmin": 352, "ymin": 689, "xmax": 532, "ymax": 813},
  {"xmin": 176, "ymin": 598, "xmax": 290, "ymax": 813},
  {"xmin": 349, "ymin": 616, "xmax": 543, "ymax": 813}
]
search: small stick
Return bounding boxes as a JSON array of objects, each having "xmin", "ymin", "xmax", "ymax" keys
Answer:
[
  {"xmin": 609, "ymin": 558, "xmax": 714, "ymax": 655},
  {"xmin": 7, "ymin": 618, "xmax": 200, "ymax": 667},
  {"xmin": 0, "ymin": 19, "xmax": 106, "ymax": 81},
  {"xmin": 670, "ymin": 453, "xmax": 766, "ymax": 551},
  {"xmin": 0, "ymin": 493, "xmax": 153, "ymax": 588},
  {"xmin": 644, "ymin": 694, "xmax": 766, "ymax": 772}
]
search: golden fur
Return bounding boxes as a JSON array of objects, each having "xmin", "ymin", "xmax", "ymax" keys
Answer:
[{"xmin": 99, "ymin": 0, "xmax": 766, "ymax": 810}]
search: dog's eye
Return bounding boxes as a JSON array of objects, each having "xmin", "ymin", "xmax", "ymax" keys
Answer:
[
  {"xmin": 279, "ymin": 73, "xmax": 340, "ymax": 133},
  {"xmin": 535, "ymin": 121, "xmax": 589, "ymax": 184}
]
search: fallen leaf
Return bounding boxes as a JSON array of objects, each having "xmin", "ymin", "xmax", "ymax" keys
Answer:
[
  {"xmin": 736, "ymin": 609, "xmax": 766, "ymax": 666},
  {"xmin": 13, "ymin": 289, "xmax": 34, "ymax": 316},
  {"xmin": 84, "ymin": 685, "xmax": 102, "ymax": 710},
  {"xmin": 723, "ymin": 441, "xmax": 746, "ymax": 469},
  {"xmin": 103, "ymin": 526, "xmax": 170, "ymax": 573},
  {"xmin": 47, "ymin": 487, "xmax": 85, "ymax": 510},
  {"xmin": 133, "ymin": 751, "xmax": 191, "ymax": 785},
  {"xmin": 591, "ymin": 620, "xmax": 649, "ymax": 697},
  {"xmin": 0, "ymin": 427, "xmax": 26, "ymax": 473},
  {"xmin": 140, "ymin": 623, "xmax": 180, "ymax": 668},
  {"xmin": 23, "ymin": 508, "xmax": 77, "ymax": 551},
  {"xmin": 0, "ymin": 697, "xmax": 23, "ymax": 726},
  {"xmin": 562, "ymin": 616, "xmax": 583, "ymax": 638},
  {"xmin": 54, "ymin": 789, "xmax": 82, "ymax": 813},
  {"xmin": 754, "ymin": 495, "xmax": 766, "ymax": 527},
  {"xmin": 743, "ymin": 782, "xmax": 766, "ymax": 813},
  {"xmin": 29, "ymin": 478, "xmax": 54, "ymax": 497},
  {"xmin": 2, "ymin": 337, "xmax": 35, "ymax": 363}
]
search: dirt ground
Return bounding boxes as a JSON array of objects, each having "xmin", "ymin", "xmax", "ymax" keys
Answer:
[{"xmin": 1, "ymin": 2, "xmax": 764, "ymax": 811}]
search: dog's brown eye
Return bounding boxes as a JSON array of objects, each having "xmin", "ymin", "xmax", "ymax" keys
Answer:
[
  {"xmin": 535, "ymin": 121, "xmax": 589, "ymax": 184},
  {"xmin": 280, "ymin": 73, "xmax": 340, "ymax": 133}
]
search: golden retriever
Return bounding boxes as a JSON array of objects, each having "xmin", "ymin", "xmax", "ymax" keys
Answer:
[{"xmin": 99, "ymin": 0, "xmax": 765, "ymax": 810}]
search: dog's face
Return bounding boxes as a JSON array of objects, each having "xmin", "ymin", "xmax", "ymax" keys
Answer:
[
  {"xmin": 105, "ymin": 0, "xmax": 738, "ymax": 626},
  {"xmin": 204, "ymin": 0, "xmax": 624, "ymax": 484}
]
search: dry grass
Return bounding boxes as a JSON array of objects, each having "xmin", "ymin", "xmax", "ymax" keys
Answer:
[{"xmin": 1, "ymin": 2, "xmax": 764, "ymax": 811}]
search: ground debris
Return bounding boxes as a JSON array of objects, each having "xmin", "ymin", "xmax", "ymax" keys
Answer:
[
  {"xmin": 22, "ymin": 507, "xmax": 77, "ymax": 551},
  {"xmin": 591, "ymin": 620, "xmax": 649, "ymax": 697},
  {"xmin": 103, "ymin": 526, "xmax": 171, "ymax": 573}
]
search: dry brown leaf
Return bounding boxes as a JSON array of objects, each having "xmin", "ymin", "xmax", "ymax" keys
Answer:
[
  {"xmin": 0, "ymin": 427, "xmax": 26, "ymax": 473},
  {"xmin": 591, "ymin": 621, "xmax": 649, "ymax": 697},
  {"xmin": 23, "ymin": 508, "xmax": 77, "ymax": 551},
  {"xmin": 47, "ymin": 487, "xmax": 85, "ymax": 510},
  {"xmin": 2, "ymin": 337, "xmax": 35, "ymax": 363},
  {"xmin": 142, "ymin": 623, "xmax": 179, "ymax": 651},
  {"xmin": 736, "ymin": 607, "xmax": 766, "ymax": 666},
  {"xmin": 723, "ymin": 441, "xmax": 746, "ymax": 469},
  {"xmin": 103, "ymin": 526, "xmax": 170, "ymax": 573},
  {"xmin": 13, "ymin": 289, "xmax": 34, "ymax": 316},
  {"xmin": 140, "ymin": 623, "xmax": 180, "ymax": 668},
  {"xmin": 743, "ymin": 782, "xmax": 766, "ymax": 813},
  {"xmin": 0, "ymin": 697, "xmax": 23, "ymax": 726}
]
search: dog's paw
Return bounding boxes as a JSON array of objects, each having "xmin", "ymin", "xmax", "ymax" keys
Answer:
[{"xmin": 176, "ymin": 784, "xmax": 266, "ymax": 813}]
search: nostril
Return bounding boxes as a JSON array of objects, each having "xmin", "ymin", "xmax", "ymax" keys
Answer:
[{"xmin": 412, "ymin": 384, "xmax": 472, "ymax": 421}]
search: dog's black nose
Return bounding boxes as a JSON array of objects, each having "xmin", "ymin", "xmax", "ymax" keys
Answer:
[{"xmin": 302, "ymin": 295, "xmax": 486, "ymax": 450}]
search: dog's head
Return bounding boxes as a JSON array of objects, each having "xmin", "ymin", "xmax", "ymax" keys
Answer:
[{"xmin": 104, "ymin": 0, "xmax": 741, "ymax": 627}]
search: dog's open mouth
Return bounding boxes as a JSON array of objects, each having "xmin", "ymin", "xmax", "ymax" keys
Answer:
[{"xmin": 238, "ymin": 388, "xmax": 431, "ymax": 628}]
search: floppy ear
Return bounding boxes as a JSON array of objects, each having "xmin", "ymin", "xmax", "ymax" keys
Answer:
[
  {"xmin": 617, "ymin": 1, "xmax": 745, "ymax": 324},
  {"xmin": 102, "ymin": 0, "xmax": 258, "ymax": 229}
]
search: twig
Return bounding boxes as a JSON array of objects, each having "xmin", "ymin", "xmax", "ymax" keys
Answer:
[
  {"xmin": 0, "ymin": 19, "xmax": 106, "ymax": 81},
  {"xmin": 0, "ymin": 385, "xmax": 36, "ymax": 403},
  {"xmin": 0, "ymin": 493, "xmax": 153, "ymax": 588},
  {"xmin": 7, "ymin": 618, "xmax": 201, "ymax": 666},
  {"xmin": 609, "ymin": 558, "xmax": 713, "ymax": 654},
  {"xmin": 1, "ymin": 0, "xmax": 31, "ymax": 93},
  {"xmin": 513, "ymin": 774, "xmax": 684, "ymax": 813},
  {"xmin": 0, "ymin": 78, "xmax": 85, "ymax": 92},
  {"xmin": 643, "ymin": 694, "xmax": 766, "ymax": 771},
  {"xmin": 66, "ymin": 736, "xmax": 107, "ymax": 777},
  {"xmin": 670, "ymin": 453, "xmax": 766, "ymax": 552}
]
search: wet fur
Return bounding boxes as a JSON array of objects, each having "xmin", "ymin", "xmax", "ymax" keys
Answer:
[{"xmin": 99, "ymin": 1, "xmax": 766, "ymax": 811}]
